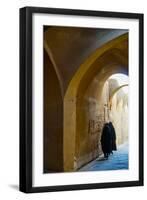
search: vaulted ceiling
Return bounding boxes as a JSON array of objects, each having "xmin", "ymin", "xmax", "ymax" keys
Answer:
[{"xmin": 44, "ymin": 26, "xmax": 128, "ymax": 94}]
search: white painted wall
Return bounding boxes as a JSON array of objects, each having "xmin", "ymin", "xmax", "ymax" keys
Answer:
[{"xmin": 0, "ymin": 0, "xmax": 146, "ymax": 199}]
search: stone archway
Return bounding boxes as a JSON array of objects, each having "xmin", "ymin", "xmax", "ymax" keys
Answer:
[
  {"xmin": 109, "ymin": 84, "xmax": 129, "ymax": 109},
  {"xmin": 63, "ymin": 33, "xmax": 128, "ymax": 171},
  {"xmin": 108, "ymin": 80, "xmax": 129, "ymax": 145}
]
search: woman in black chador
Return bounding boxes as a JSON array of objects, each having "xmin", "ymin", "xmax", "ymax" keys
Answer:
[
  {"xmin": 101, "ymin": 123, "xmax": 112, "ymax": 159},
  {"xmin": 109, "ymin": 122, "xmax": 117, "ymax": 152}
]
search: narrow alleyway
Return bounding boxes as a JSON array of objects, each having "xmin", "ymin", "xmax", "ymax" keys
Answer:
[{"xmin": 79, "ymin": 142, "xmax": 128, "ymax": 171}]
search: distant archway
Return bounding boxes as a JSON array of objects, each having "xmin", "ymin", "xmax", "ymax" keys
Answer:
[{"xmin": 109, "ymin": 84, "xmax": 129, "ymax": 109}]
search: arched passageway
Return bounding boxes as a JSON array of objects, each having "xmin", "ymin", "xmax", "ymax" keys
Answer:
[
  {"xmin": 64, "ymin": 33, "xmax": 128, "ymax": 171},
  {"xmin": 79, "ymin": 74, "xmax": 129, "ymax": 172},
  {"xmin": 43, "ymin": 27, "xmax": 128, "ymax": 173}
]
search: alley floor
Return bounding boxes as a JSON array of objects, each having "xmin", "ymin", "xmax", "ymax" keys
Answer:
[{"xmin": 79, "ymin": 142, "xmax": 129, "ymax": 171}]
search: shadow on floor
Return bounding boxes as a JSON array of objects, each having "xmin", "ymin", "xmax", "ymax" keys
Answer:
[{"xmin": 9, "ymin": 184, "xmax": 19, "ymax": 191}]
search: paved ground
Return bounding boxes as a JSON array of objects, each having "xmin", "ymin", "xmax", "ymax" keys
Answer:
[{"xmin": 79, "ymin": 142, "xmax": 129, "ymax": 171}]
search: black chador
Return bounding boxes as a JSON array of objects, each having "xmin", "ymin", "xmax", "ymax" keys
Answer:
[
  {"xmin": 109, "ymin": 122, "xmax": 117, "ymax": 151},
  {"xmin": 101, "ymin": 123, "xmax": 112, "ymax": 159}
]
